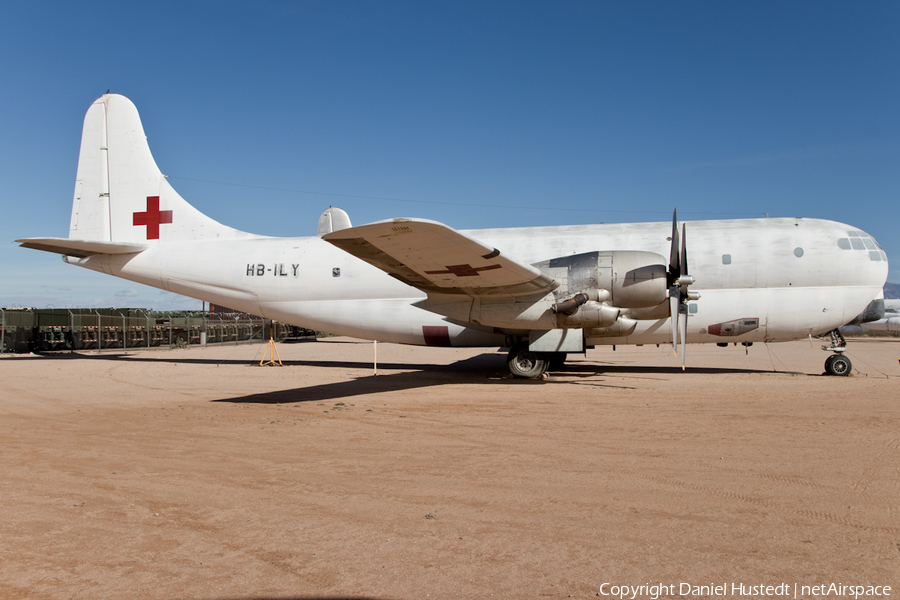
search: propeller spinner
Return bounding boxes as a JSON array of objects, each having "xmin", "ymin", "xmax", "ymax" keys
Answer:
[{"xmin": 668, "ymin": 210, "xmax": 698, "ymax": 369}]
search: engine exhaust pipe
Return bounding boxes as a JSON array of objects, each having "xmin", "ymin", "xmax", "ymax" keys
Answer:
[{"xmin": 552, "ymin": 293, "xmax": 589, "ymax": 316}]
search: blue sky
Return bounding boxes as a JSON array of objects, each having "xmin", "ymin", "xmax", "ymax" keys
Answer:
[{"xmin": 1, "ymin": 1, "xmax": 897, "ymax": 310}]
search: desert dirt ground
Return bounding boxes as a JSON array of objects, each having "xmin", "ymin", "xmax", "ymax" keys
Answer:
[{"xmin": 1, "ymin": 337, "xmax": 898, "ymax": 600}]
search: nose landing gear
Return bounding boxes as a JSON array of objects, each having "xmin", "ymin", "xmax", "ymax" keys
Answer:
[
  {"xmin": 820, "ymin": 329, "xmax": 852, "ymax": 377},
  {"xmin": 824, "ymin": 353, "xmax": 852, "ymax": 376}
]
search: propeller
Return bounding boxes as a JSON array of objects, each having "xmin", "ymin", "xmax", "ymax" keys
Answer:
[{"xmin": 667, "ymin": 210, "xmax": 698, "ymax": 369}]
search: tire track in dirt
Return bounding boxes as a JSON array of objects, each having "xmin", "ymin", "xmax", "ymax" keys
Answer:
[
  {"xmin": 848, "ymin": 436, "xmax": 900, "ymax": 504},
  {"xmin": 398, "ymin": 409, "xmax": 899, "ymax": 506},
  {"xmin": 103, "ymin": 364, "xmax": 208, "ymax": 399},
  {"xmin": 136, "ymin": 498, "xmax": 340, "ymax": 589},
  {"xmin": 613, "ymin": 468, "xmax": 900, "ymax": 534},
  {"xmin": 672, "ymin": 459, "xmax": 893, "ymax": 505}
]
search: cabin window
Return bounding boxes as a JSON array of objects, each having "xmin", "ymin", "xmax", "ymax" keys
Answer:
[
  {"xmin": 850, "ymin": 238, "xmax": 865, "ymax": 250},
  {"xmin": 870, "ymin": 251, "xmax": 882, "ymax": 261},
  {"xmin": 794, "ymin": 247, "xmax": 804, "ymax": 257},
  {"xmin": 689, "ymin": 303, "xmax": 698, "ymax": 314},
  {"xmin": 837, "ymin": 238, "xmax": 851, "ymax": 250},
  {"xmin": 722, "ymin": 254, "xmax": 731, "ymax": 264}
]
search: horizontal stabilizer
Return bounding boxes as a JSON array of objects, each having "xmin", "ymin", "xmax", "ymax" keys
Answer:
[
  {"xmin": 324, "ymin": 218, "xmax": 557, "ymax": 297},
  {"xmin": 16, "ymin": 237, "xmax": 148, "ymax": 258}
]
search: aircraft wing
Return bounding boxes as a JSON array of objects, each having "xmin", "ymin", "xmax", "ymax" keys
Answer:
[
  {"xmin": 16, "ymin": 237, "xmax": 148, "ymax": 258},
  {"xmin": 324, "ymin": 219, "xmax": 557, "ymax": 297}
]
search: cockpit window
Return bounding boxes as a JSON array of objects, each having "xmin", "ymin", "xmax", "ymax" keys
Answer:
[{"xmin": 838, "ymin": 230, "xmax": 883, "ymax": 257}]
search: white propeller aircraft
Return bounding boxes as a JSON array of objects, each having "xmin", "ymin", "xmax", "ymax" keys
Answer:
[{"xmin": 18, "ymin": 94, "xmax": 889, "ymax": 377}]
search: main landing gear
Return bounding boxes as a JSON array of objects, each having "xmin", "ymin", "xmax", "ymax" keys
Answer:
[
  {"xmin": 820, "ymin": 329, "xmax": 852, "ymax": 377},
  {"xmin": 506, "ymin": 343, "xmax": 568, "ymax": 379},
  {"xmin": 507, "ymin": 343, "xmax": 547, "ymax": 378}
]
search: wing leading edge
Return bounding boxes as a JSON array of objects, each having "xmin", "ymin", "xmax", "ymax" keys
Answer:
[{"xmin": 324, "ymin": 219, "xmax": 557, "ymax": 298}]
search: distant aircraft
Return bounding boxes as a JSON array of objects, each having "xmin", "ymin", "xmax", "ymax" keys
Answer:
[
  {"xmin": 18, "ymin": 94, "xmax": 889, "ymax": 377},
  {"xmin": 860, "ymin": 300, "xmax": 899, "ymax": 332}
]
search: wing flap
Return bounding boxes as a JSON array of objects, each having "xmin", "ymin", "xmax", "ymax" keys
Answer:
[
  {"xmin": 17, "ymin": 237, "xmax": 149, "ymax": 258},
  {"xmin": 324, "ymin": 219, "xmax": 557, "ymax": 297}
]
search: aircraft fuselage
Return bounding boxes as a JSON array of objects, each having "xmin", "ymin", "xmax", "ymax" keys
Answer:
[{"xmin": 64, "ymin": 217, "xmax": 887, "ymax": 348}]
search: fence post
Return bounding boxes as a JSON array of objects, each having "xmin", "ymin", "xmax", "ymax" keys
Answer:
[{"xmin": 96, "ymin": 309, "xmax": 102, "ymax": 354}]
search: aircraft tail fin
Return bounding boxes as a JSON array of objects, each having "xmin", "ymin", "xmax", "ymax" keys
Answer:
[{"xmin": 69, "ymin": 94, "xmax": 255, "ymax": 243}]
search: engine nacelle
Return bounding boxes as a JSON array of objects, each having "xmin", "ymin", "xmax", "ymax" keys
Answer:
[
  {"xmin": 534, "ymin": 250, "xmax": 668, "ymax": 309},
  {"xmin": 585, "ymin": 316, "xmax": 639, "ymax": 338}
]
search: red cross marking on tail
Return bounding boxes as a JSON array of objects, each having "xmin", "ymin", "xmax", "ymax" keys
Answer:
[{"xmin": 133, "ymin": 196, "xmax": 173, "ymax": 240}]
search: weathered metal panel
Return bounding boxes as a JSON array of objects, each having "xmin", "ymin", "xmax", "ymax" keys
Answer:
[{"xmin": 529, "ymin": 328, "xmax": 583, "ymax": 352}]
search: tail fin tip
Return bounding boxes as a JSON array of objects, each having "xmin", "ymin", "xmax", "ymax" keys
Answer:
[{"xmin": 69, "ymin": 93, "xmax": 253, "ymax": 244}]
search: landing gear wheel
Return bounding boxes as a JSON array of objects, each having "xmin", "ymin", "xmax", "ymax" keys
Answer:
[
  {"xmin": 507, "ymin": 343, "xmax": 547, "ymax": 379},
  {"xmin": 825, "ymin": 354, "xmax": 851, "ymax": 377}
]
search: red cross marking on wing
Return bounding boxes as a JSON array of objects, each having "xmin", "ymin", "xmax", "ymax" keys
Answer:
[
  {"xmin": 424, "ymin": 264, "xmax": 502, "ymax": 277},
  {"xmin": 133, "ymin": 196, "xmax": 173, "ymax": 240}
]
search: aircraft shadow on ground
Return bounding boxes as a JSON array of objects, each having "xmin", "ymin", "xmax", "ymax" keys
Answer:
[
  {"xmin": 10, "ymin": 351, "xmax": 805, "ymax": 405},
  {"xmin": 214, "ymin": 354, "xmax": 507, "ymax": 404},
  {"xmin": 211, "ymin": 358, "xmax": 795, "ymax": 405}
]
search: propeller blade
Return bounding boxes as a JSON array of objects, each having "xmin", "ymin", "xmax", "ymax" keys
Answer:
[
  {"xmin": 669, "ymin": 210, "xmax": 680, "ymax": 277},
  {"xmin": 669, "ymin": 292, "xmax": 680, "ymax": 354},
  {"xmin": 679, "ymin": 303, "xmax": 688, "ymax": 370},
  {"xmin": 680, "ymin": 224, "xmax": 688, "ymax": 278},
  {"xmin": 669, "ymin": 209, "xmax": 681, "ymax": 281}
]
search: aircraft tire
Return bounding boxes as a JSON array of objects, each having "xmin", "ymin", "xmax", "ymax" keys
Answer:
[
  {"xmin": 507, "ymin": 343, "xmax": 547, "ymax": 379},
  {"xmin": 825, "ymin": 354, "xmax": 851, "ymax": 377}
]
